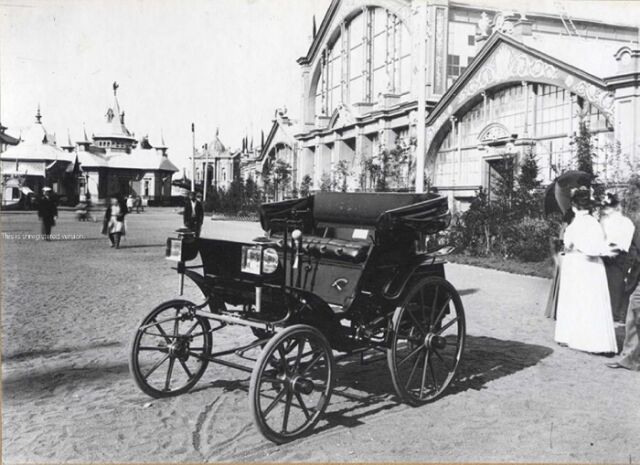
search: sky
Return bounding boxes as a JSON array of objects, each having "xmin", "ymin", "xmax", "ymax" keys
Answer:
[
  {"xmin": 0, "ymin": 0, "xmax": 331, "ymax": 171},
  {"xmin": 1, "ymin": 0, "xmax": 640, "ymax": 172}
]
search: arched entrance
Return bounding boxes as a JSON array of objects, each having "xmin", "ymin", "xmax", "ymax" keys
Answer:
[{"xmin": 428, "ymin": 81, "xmax": 613, "ymax": 200}]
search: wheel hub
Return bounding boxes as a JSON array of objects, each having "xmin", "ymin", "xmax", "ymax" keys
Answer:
[
  {"xmin": 425, "ymin": 333, "xmax": 447, "ymax": 350},
  {"xmin": 291, "ymin": 376, "xmax": 314, "ymax": 395},
  {"xmin": 168, "ymin": 337, "xmax": 190, "ymax": 361}
]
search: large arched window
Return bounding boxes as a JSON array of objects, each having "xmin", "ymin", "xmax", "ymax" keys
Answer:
[
  {"xmin": 433, "ymin": 83, "xmax": 613, "ymax": 189},
  {"xmin": 314, "ymin": 7, "xmax": 411, "ymax": 117}
]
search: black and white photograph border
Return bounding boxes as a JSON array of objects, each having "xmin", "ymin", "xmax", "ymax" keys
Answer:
[{"xmin": 1, "ymin": 0, "xmax": 639, "ymax": 463}]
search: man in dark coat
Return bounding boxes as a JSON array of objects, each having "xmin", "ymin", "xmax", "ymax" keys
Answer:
[
  {"xmin": 183, "ymin": 191, "xmax": 204, "ymax": 237},
  {"xmin": 608, "ymin": 214, "xmax": 640, "ymax": 371},
  {"xmin": 37, "ymin": 187, "xmax": 57, "ymax": 241}
]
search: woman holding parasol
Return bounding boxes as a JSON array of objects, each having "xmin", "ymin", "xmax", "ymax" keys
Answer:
[
  {"xmin": 543, "ymin": 171, "xmax": 592, "ymax": 319},
  {"xmin": 554, "ymin": 187, "xmax": 618, "ymax": 354}
]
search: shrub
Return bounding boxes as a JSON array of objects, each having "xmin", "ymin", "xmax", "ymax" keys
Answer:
[{"xmin": 505, "ymin": 217, "xmax": 557, "ymax": 262}]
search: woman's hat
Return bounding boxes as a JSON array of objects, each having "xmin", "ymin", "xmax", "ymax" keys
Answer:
[
  {"xmin": 570, "ymin": 186, "xmax": 592, "ymax": 209},
  {"xmin": 602, "ymin": 192, "xmax": 620, "ymax": 208}
]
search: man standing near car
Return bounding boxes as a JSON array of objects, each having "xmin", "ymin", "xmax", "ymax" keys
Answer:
[
  {"xmin": 607, "ymin": 183, "xmax": 640, "ymax": 371},
  {"xmin": 38, "ymin": 187, "xmax": 57, "ymax": 241},
  {"xmin": 183, "ymin": 191, "xmax": 204, "ymax": 237}
]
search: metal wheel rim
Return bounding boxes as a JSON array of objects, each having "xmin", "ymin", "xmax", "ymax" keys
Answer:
[
  {"xmin": 389, "ymin": 277, "xmax": 465, "ymax": 405},
  {"xmin": 250, "ymin": 325, "xmax": 334, "ymax": 443},
  {"xmin": 130, "ymin": 301, "xmax": 212, "ymax": 397}
]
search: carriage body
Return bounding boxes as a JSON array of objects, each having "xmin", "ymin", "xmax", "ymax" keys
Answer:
[{"xmin": 131, "ymin": 192, "xmax": 465, "ymax": 443}]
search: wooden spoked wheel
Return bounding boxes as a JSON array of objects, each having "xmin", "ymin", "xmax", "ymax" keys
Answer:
[
  {"xmin": 387, "ymin": 276, "xmax": 465, "ymax": 406},
  {"xmin": 249, "ymin": 324, "xmax": 334, "ymax": 444},
  {"xmin": 129, "ymin": 299, "xmax": 212, "ymax": 398}
]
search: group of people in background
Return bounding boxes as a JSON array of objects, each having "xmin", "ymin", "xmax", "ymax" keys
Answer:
[
  {"xmin": 547, "ymin": 188, "xmax": 640, "ymax": 372},
  {"xmin": 36, "ymin": 188, "xmax": 204, "ymax": 246}
]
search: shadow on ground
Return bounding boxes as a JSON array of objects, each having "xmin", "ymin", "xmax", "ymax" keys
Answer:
[
  {"xmin": 2, "ymin": 361, "xmax": 130, "ymax": 397},
  {"xmin": 3, "ymin": 341, "xmax": 122, "ymax": 363},
  {"xmin": 186, "ymin": 334, "xmax": 553, "ymax": 435}
]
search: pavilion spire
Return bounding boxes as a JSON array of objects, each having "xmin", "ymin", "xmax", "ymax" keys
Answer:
[{"xmin": 35, "ymin": 104, "xmax": 42, "ymax": 124}]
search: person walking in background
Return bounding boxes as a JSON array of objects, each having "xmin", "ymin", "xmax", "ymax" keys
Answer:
[
  {"xmin": 554, "ymin": 188, "xmax": 618, "ymax": 354},
  {"xmin": 600, "ymin": 193, "xmax": 635, "ymax": 323},
  {"xmin": 183, "ymin": 191, "xmax": 204, "ymax": 237},
  {"xmin": 37, "ymin": 186, "xmax": 57, "ymax": 241},
  {"xmin": 102, "ymin": 195, "xmax": 128, "ymax": 248},
  {"xmin": 126, "ymin": 195, "xmax": 135, "ymax": 214}
]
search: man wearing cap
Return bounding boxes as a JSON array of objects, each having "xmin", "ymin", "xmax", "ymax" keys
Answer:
[
  {"xmin": 37, "ymin": 187, "xmax": 58, "ymax": 241},
  {"xmin": 183, "ymin": 191, "xmax": 204, "ymax": 237}
]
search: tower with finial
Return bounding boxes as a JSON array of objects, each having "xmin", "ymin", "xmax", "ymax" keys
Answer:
[{"xmin": 35, "ymin": 104, "xmax": 42, "ymax": 124}]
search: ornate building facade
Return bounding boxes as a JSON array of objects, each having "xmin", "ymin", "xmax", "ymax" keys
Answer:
[
  {"xmin": 194, "ymin": 129, "xmax": 241, "ymax": 193},
  {"xmin": 261, "ymin": 0, "xmax": 640, "ymax": 207},
  {"xmin": 0, "ymin": 108, "xmax": 77, "ymax": 197},
  {"xmin": 1, "ymin": 84, "xmax": 179, "ymax": 204}
]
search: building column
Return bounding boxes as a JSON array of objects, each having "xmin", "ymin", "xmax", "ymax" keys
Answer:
[
  {"xmin": 608, "ymin": 47, "xmax": 640, "ymax": 169},
  {"xmin": 427, "ymin": 0, "xmax": 450, "ymax": 98},
  {"xmin": 452, "ymin": 116, "xmax": 461, "ymax": 185},
  {"xmin": 532, "ymin": 84, "xmax": 539, "ymax": 138},
  {"xmin": 300, "ymin": 64, "xmax": 314, "ymax": 131},
  {"xmin": 522, "ymin": 81, "xmax": 529, "ymax": 136}
]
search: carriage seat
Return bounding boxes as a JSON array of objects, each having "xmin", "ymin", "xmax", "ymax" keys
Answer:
[{"xmin": 271, "ymin": 234, "xmax": 370, "ymax": 263}]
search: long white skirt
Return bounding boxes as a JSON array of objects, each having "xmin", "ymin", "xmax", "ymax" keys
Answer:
[
  {"xmin": 107, "ymin": 217, "xmax": 124, "ymax": 234},
  {"xmin": 554, "ymin": 252, "xmax": 618, "ymax": 353}
]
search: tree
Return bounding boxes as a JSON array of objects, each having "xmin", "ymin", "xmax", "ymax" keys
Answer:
[
  {"xmin": 334, "ymin": 160, "xmax": 351, "ymax": 192},
  {"xmin": 513, "ymin": 147, "xmax": 542, "ymax": 218},
  {"xmin": 299, "ymin": 174, "xmax": 312, "ymax": 197},
  {"xmin": 319, "ymin": 172, "xmax": 333, "ymax": 192},
  {"xmin": 623, "ymin": 174, "xmax": 640, "ymax": 223},
  {"xmin": 361, "ymin": 155, "xmax": 380, "ymax": 191},
  {"xmin": 273, "ymin": 159, "xmax": 292, "ymax": 200},
  {"xmin": 261, "ymin": 158, "xmax": 273, "ymax": 201},
  {"xmin": 243, "ymin": 177, "xmax": 261, "ymax": 212},
  {"xmin": 574, "ymin": 117, "xmax": 595, "ymax": 177}
]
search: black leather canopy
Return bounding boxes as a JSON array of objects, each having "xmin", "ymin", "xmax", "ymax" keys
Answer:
[{"xmin": 259, "ymin": 192, "xmax": 449, "ymax": 235}]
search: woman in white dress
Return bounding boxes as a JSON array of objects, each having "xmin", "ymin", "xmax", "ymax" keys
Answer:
[
  {"xmin": 101, "ymin": 196, "xmax": 127, "ymax": 248},
  {"xmin": 555, "ymin": 188, "xmax": 618, "ymax": 354}
]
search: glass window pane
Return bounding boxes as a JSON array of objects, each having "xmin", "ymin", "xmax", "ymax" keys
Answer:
[
  {"xmin": 372, "ymin": 66, "xmax": 385, "ymax": 98},
  {"xmin": 350, "ymin": 44, "xmax": 363, "ymax": 80},
  {"xmin": 373, "ymin": 7, "xmax": 386, "ymax": 34},
  {"xmin": 349, "ymin": 13, "xmax": 363, "ymax": 44},
  {"xmin": 372, "ymin": 33, "xmax": 386, "ymax": 69}
]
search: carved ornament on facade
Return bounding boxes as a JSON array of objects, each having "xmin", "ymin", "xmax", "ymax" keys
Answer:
[
  {"xmin": 477, "ymin": 11, "xmax": 529, "ymax": 40},
  {"xmin": 564, "ymin": 75, "xmax": 615, "ymax": 123},
  {"xmin": 479, "ymin": 123, "xmax": 510, "ymax": 142},
  {"xmin": 332, "ymin": 103, "xmax": 356, "ymax": 128},
  {"xmin": 457, "ymin": 45, "xmax": 559, "ymax": 104}
]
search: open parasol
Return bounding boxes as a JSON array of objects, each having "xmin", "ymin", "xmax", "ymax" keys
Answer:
[{"xmin": 544, "ymin": 170, "xmax": 593, "ymax": 216}]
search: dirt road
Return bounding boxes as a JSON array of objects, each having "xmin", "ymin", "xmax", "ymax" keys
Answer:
[{"xmin": 2, "ymin": 209, "xmax": 638, "ymax": 463}]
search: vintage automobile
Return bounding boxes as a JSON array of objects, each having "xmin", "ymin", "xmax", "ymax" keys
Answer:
[{"xmin": 129, "ymin": 192, "xmax": 465, "ymax": 443}]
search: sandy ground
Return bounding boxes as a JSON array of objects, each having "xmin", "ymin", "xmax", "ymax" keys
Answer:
[{"xmin": 1, "ymin": 208, "xmax": 639, "ymax": 463}]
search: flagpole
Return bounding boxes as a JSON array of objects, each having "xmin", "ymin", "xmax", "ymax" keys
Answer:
[
  {"xmin": 191, "ymin": 123, "xmax": 195, "ymax": 192},
  {"xmin": 203, "ymin": 142, "xmax": 209, "ymax": 202},
  {"xmin": 415, "ymin": 2, "xmax": 427, "ymax": 194}
]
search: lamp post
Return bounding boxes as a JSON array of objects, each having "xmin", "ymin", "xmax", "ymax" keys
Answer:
[
  {"xmin": 191, "ymin": 123, "xmax": 196, "ymax": 192},
  {"xmin": 203, "ymin": 143, "xmax": 209, "ymax": 202},
  {"xmin": 415, "ymin": 1, "xmax": 428, "ymax": 193}
]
